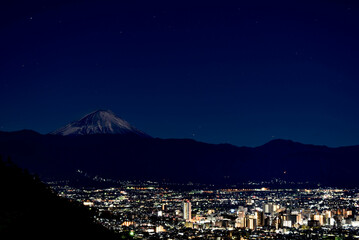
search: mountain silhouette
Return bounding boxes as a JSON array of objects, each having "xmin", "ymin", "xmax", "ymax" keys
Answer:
[{"xmin": 0, "ymin": 129, "xmax": 358, "ymax": 187}]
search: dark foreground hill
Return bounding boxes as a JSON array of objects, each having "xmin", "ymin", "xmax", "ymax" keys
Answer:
[
  {"xmin": 0, "ymin": 130, "xmax": 359, "ymax": 187},
  {"xmin": 0, "ymin": 155, "xmax": 120, "ymax": 239}
]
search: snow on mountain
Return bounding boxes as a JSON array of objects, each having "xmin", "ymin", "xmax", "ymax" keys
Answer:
[{"xmin": 50, "ymin": 110, "xmax": 150, "ymax": 137}]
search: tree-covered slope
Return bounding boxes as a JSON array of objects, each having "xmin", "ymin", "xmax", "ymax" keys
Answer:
[{"xmin": 0, "ymin": 155, "xmax": 120, "ymax": 239}]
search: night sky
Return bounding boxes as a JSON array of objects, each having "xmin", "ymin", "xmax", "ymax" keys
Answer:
[{"xmin": 1, "ymin": 0, "xmax": 359, "ymax": 147}]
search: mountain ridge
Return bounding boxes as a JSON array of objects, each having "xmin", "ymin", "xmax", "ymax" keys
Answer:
[{"xmin": 0, "ymin": 129, "xmax": 358, "ymax": 187}]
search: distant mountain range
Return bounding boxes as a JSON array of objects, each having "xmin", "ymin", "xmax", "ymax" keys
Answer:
[{"xmin": 0, "ymin": 110, "xmax": 358, "ymax": 187}]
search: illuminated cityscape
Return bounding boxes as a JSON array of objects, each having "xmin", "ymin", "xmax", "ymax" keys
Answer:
[
  {"xmin": 2, "ymin": 0, "xmax": 359, "ymax": 239},
  {"xmin": 50, "ymin": 180, "xmax": 359, "ymax": 239}
]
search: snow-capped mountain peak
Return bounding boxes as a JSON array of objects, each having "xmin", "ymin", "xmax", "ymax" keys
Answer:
[{"xmin": 50, "ymin": 110, "xmax": 150, "ymax": 137}]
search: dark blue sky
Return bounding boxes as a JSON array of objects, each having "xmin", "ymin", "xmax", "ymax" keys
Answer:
[{"xmin": 1, "ymin": 0, "xmax": 359, "ymax": 147}]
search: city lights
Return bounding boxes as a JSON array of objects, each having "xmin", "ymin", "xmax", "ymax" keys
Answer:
[{"xmin": 50, "ymin": 181, "xmax": 359, "ymax": 239}]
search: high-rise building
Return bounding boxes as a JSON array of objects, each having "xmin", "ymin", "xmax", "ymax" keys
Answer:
[
  {"xmin": 235, "ymin": 215, "xmax": 246, "ymax": 228},
  {"xmin": 264, "ymin": 204, "xmax": 271, "ymax": 214},
  {"xmin": 237, "ymin": 206, "xmax": 247, "ymax": 217},
  {"xmin": 246, "ymin": 215, "xmax": 257, "ymax": 230},
  {"xmin": 183, "ymin": 200, "xmax": 192, "ymax": 221},
  {"xmin": 235, "ymin": 206, "xmax": 247, "ymax": 228},
  {"xmin": 273, "ymin": 217, "xmax": 281, "ymax": 229},
  {"xmin": 255, "ymin": 211, "xmax": 265, "ymax": 227},
  {"xmin": 263, "ymin": 203, "xmax": 280, "ymax": 215}
]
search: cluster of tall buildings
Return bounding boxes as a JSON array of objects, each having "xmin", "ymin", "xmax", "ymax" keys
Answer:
[{"xmin": 182, "ymin": 199, "xmax": 358, "ymax": 231}]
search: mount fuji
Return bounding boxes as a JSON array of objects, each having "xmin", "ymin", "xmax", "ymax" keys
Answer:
[{"xmin": 50, "ymin": 110, "xmax": 150, "ymax": 137}]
